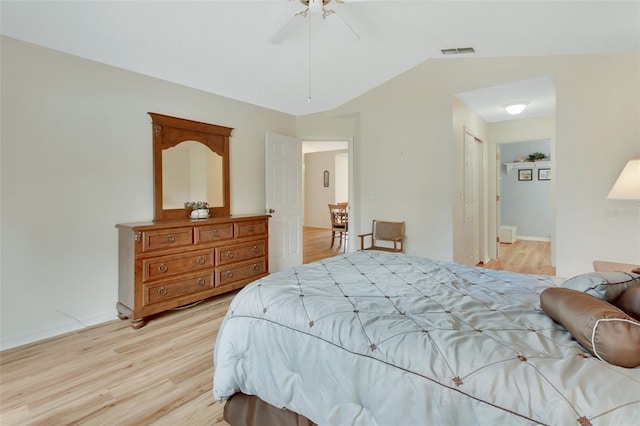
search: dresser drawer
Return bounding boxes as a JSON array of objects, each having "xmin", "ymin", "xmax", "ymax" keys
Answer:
[
  {"xmin": 194, "ymin": 223, "xmax": 234, "ymax": 245},
  {"xmin": 142, "ymin": 250, "xmax": 214, "ymax": 282},
  {"xmin": 143, "ymin": 272, "xmax": 215, "ymax": 306},
  {"xmin": 215, "ymin": 258, "xmax": 266, "ymax": 287},
  {"xmin": 215, "ymin": 240, "xmax": 267, "ymax": 265},
  {"xmin": 235, "ymin": 219, "xmax": 267, "ymax": 238},
  {"xmin": 141, "ymin": 227, "xmax": 193, "ymax": 252}
]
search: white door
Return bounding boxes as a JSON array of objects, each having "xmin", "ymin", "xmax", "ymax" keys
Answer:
[
  {"xmin": 266, "ymin": 132, "xmax": 303, "ymax": 272},
  {"xmin": 463, "ymin": 132, "xmax": 482, "ymax": 266}
]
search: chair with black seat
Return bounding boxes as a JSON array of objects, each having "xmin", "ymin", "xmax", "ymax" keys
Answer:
[
  {"xmin": 358, "ymin": 220, "xmax": 405, "ymax": 253},
  {"xmin": 328, "ymin": 203, "xmax": 348, "ymax": 249}
]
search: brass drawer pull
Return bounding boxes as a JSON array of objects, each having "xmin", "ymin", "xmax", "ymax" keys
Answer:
[
  {"xmin": 252, "ymin": 246, "xmax": 260, "ymax": 253},
  {"xmin": 252, "ymin": 264, "xmax": 260, "ymax": 271},
  {"xmin": 157, "ymin": 263, "xmax": 168, "ymax": 273},
  {"xmin": 196, "ymin": 256, "xmax": 205, "ymax": 265},
  {"xmin": 247, "ymin": 225, "xmax": 255, "ymax": 232},
  {"xmin": 196, "ymin": 278, "xmax": 206, "ymax": 287},
  {"xmin": 213, "ymin": 229, "xmax": 220, "ymax": 238},
  {"xmin": 226, "ymin": 251, "xmax": 234, "ymax": 259},
  {"xmin": 225, "ymin": 271, "xmax": 233, "ymax": 279},
  {"xmin": 157, "ymin": 287, "xmax": 167, "ymax": 296},
  {"xmin": 165, "ymin": 234, "xmax": 175, "ymax": 243}
]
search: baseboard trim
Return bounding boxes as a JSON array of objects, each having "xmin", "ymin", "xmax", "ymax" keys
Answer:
[
  {"xmin": 516, "ymin": 235, "xmax": 551, "ymax": 242},
  {"xmin": 0, "ymin": 311, "xmax": 117, "ymax": 351}
]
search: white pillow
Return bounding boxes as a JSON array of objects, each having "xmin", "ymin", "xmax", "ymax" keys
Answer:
[{"xmin": 562, "ymin": 271, "xmax": 640, "ymax": 302}]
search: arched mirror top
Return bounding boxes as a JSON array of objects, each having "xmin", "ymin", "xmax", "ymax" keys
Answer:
[{"xmin": 149, "ymin": 112, "xmax": 232, "ymax": 221}]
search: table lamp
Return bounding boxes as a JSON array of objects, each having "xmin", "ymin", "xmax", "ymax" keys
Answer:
[{"xmin": 607, "ymin": 159, "xmax": 640, "ymax": 202}]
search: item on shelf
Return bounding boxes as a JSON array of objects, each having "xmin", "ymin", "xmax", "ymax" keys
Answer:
[{"xmin": 527, "ymin": 152, "xmax": 549, "ymax": 162}]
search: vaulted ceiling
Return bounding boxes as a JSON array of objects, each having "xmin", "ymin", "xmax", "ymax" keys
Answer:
[{"xmin": 2, "ymin": 1, "xmax": 638, "ymax": 118}]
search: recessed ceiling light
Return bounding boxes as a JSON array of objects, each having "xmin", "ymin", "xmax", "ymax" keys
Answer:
[{"xmin": 504, "ymin": 102, "xmax": 529, "ymax": 115}]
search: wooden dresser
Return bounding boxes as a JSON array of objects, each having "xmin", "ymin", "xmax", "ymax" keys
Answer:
[{"xmin": 116, "ymin": 214, "xmax": 269, "ymax": 328}]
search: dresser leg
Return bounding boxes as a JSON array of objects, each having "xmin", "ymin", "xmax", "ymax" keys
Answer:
[
  {"xmin": 116, "ymin": 302, "xmax": 132, "ymax": 321},
  {"xmin": 130, "ymin": 318, "xmax": 146, "ymax": 329}
]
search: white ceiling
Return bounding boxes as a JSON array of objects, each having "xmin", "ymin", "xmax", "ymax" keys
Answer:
[
  {"xmin": 455, "ymin": 75, "xmax": 556, "ymax": 122},
  {"xmin": 1, "ymin": 1, "xmax": 638, "ymax": 118}
]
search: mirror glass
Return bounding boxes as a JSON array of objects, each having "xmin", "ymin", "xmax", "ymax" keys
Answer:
[{"xmin": 162, "ymin": 141, "xmax": 224, "ymax": 209}]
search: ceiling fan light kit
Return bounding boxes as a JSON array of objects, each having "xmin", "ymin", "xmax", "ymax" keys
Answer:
[
  {"xmin": 270, "ymin": 0, "xmax": 358, "ymax": 44},
  {"xmin": 296, "ymin": 0, "xmax": 342, "ymax": 19}
]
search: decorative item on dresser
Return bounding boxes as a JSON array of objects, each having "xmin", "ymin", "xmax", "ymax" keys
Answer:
[
  {"xmin": 116, "ymin": 215, "xmax": 269, "ymax": 329},
  {"xmin": 116, "ymin": 112, "xmax": 270, "ymax": 328}
]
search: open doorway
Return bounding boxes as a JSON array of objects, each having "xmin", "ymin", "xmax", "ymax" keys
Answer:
[
  {"xmin": 302, "ymin": 140, "xmax": 350, "ymax": 263},
  {"xmin": 453, "ymin": 74, "xmax": 556, "ymax": 275},
  {"xmin": 495, "ymin": 139, "xmax": 555, "ymax": 275}
]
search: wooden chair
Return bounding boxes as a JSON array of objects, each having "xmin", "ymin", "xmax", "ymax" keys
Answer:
[
  {"xmin": 328, "ymin": 203, "xmax": 348, "ymax": 249},
  {"xmin": 358, "ymin": 220, "xmax": 405, "ymax": 253}
]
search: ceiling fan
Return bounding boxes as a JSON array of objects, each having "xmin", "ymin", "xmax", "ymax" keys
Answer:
[{"xmin": 269, "ymin": 0, "xmax": 360, "ymax": 44}]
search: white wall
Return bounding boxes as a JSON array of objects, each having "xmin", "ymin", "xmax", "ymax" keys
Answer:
[
  {"xmin": 554, "ymin": 55, "xmax": 639, "ymax": 276},
  {"xmin": 335, "ymin": 153, "xmax": 349, "ymax": 204},
  {"xmin": 0, "ymin": 37, "xmax": 295, "ymax": 349},
  {"xmin": 298, "ymin": 55, "xmax": 639, "ymax": 276}
]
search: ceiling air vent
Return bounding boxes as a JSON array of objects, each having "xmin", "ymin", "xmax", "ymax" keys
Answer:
[{"xmin": 441, "ymin": 47, "xmax": 476, "ymax": 55}]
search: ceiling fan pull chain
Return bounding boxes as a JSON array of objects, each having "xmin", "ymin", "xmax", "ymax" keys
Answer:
[{"xmin": 308, "ymin": 12, "xmax": 312, "ymax": 103}]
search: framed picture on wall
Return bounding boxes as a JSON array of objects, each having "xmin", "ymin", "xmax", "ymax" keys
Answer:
[
  {"xmin": 538, "ymin": 168, "xmax": 551, "ymax": 180},
  {"xmin": 518, "ymin": 169, "xmax": 533, "ymax": 181}
]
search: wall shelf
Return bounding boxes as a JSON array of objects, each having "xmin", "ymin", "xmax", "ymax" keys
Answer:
[{"xmin": 504, "ymin": 160, "xmax": 551, "ymax": 175}]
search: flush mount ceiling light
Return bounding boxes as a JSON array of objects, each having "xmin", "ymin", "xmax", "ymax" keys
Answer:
[{"xmin": 504, "ymin": 102, "xmax": 529, "ymax": 115}]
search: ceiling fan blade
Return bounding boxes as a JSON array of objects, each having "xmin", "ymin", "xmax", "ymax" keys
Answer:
[
  {"xmin": 333, "ymin": 11, "xmax": 360, "ymax": 40},
  {"xmin": 269, "ymin": 14, "xmax": 302, "ymax": 44}
]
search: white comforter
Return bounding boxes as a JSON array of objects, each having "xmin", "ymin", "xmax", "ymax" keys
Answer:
[{"xmin": 213, "ymin": 251, "xmax": 640, "ymax": 425}]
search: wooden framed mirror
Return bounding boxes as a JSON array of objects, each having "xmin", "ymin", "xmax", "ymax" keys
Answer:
[{"xmin": 149, "ymin": 112, "xmax": 232, "ymax": 221}]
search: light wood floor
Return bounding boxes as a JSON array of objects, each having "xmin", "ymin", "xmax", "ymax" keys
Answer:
[
  {"xmin": 481, "ymin": 239, "xmax": 555, "ymax": 276},
  {"xmin": 0, "ymin": 292, "xmax": 236, "ymax": 425},
  {"xmin": 0, "ymin": 230, "xmax": 552, "ymax": 425},
  {"xmin": 303, "ymin": 226, "xmax": 346, "ymax": 264}
]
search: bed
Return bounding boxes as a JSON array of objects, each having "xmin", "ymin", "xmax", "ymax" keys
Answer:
[{"xmin": 213, "ymin": 251, "xmax": 640, "ymax": 425}]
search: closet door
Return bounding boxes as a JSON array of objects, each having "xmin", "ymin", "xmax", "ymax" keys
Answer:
[{"xmin": 463, "ymin": 132, "xmax": 483, "ymax": 266}]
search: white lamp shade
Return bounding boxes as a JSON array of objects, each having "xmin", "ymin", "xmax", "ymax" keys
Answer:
[{"xmin": 607, "ymin": 159, "xmax": 640, "ymax": 200}]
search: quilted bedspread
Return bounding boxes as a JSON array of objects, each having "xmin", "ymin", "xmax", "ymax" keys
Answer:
[{"xmin": 213, "ymin": 251, "xmax": 640, "ymax": 425}]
